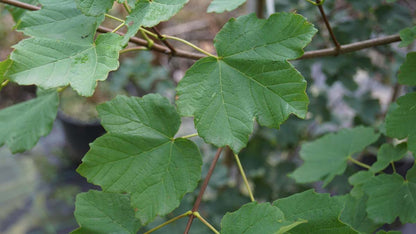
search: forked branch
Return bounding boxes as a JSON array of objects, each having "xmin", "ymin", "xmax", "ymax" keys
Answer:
[{"xmin": 0, "ymin": 0, "xmax": 402, "ymax": 61}]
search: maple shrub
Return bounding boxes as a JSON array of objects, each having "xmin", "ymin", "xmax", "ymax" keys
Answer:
[{"xmin": 0, "ymin": 0, "xmax": 416, "ymax": 233}]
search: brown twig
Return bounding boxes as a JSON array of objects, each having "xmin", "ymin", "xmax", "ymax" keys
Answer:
[
  {"xmin": 184, "ymin": 147, "xmax": 224, "ymax": 234},
  {"xmin": 1, "ymin": 0, "xmax": 39, "ymax": 10},
  {"xmin": 0, "ymin": 0, "xmax": 403, "ymax": 61},
  {"xmin": 299, "ymin": 34, "xmax": 401, "ymax": 60},
  {"xmin": 152, "ymin": 27, "xmax": 177, "ymax": 56},
  {"xmin": 316, "ymin": 0, "xmax": 341, "ymax": 54}
]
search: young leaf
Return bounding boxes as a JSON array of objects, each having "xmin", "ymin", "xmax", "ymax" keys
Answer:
[
  {"xmin": 75, "ymin": 0, "xmax": 115, "ymax": 16},
  {"xmin": 290, "ymin": 126, "xmax": 380, "ymax": 186},
  {"xmin": 273, "ymin": 190, "xmax": 357, "ymax": 233},
  {"xmin": 72, "ymin": 190, "xmax": 141, "ymax": 234},
  {"xmin": 370, "ymin": 143, "xmax": 407, "ymax": 173},
  {"xmin": 220, "ymin": 202, "xmax": 306, "ymax": 234},
  {"xmin": 77, "ymin": 94, "xmax": 202, "ymax": 224},
  {"xmin": 0, "ymin": 90, "xmax": 59, "ymax": 153},
  {"xmin": 207, "ymin": 0, "xmax": 246, "ymax": 13},
  {"xmin": 123, "ymin": 0, "xmax": 188, "ymax": 44},
  {"xmin": 363, "ymin": 165, "xmax": 416, "ymax": 224},
  {"xmin": 398, "ymin": 52, "xmax": 416, "ymax": 86},
  {"xmin": 17, "ymin": 0, "xmax": 103, "ymax": 42},
  {"xmin": 177, "ymin": 13, "xmax": 317, "ymax": 153},
  {"xmin": 386, "ymin": 92, "xmax": 416, "ymax": 154},
  {"xmin": 399, "ymin": 26, "xmax": 416, "ymax": 47},
  {"xmin": 9, "ymin": 33, "xmax": 123, "ymax": 97},
  {"xmin": 8, "ymin": 0, "xmax": 122, "ymax": 97}
]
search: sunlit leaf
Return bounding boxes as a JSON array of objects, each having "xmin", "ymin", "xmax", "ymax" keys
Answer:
[{"xmin": 177, "ymin": 13, "xmax": 317, "ymax": 152}]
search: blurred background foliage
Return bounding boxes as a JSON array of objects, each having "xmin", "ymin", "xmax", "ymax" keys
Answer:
[{"xmin": 0, "ymin": 0, "xmax": 415, "ymax": 233}]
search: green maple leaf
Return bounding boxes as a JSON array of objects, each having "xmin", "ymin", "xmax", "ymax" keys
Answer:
[
  {"xmin": 340, "ymin": 194, "xmax": 381, "ymax": 233},
  {"xmin": 273, "ymin": 190, "xmax": 357, "ymax": 233},
  {"xmin": 370, "ymin": 143, "xmax": 407, "ymax": 173},
  {"xmin": 207, "ymin": 0, "xmax": 246, "ymax": 13},
  {"xmin": 75, "ymin": 0, "xmax": 115, "ymax": 16},
  {"xmin": 72, "ymin": 190, "xmax": 141, "ymax": 234},
  {"xmin": 77, "ymin": 94, "xmax": 202, "ymax": 224},
  {"xmin": 290, "ymin": 126, "xmax": 380, "ymax": 186},
  {"xmin": 363, "ymin": 165, "xmax": 416, "ymax": 224},
  {"xmin": 123, "ymin": 0, "xmax": 188, "ymax": 44},
  {"xmin": 386, "ymin": 92, "xmax": 416, "ymax": 154},
  {"xmin": 399, "ymin": 26, "xmax": 416, "ymax": 48},
  {"xmin": 398, "ymin": 52, "xmax": 416, "ymax": 86},
  {"xmin": 177, "ymin": 13, "xmax": 317, "ymax": 152},
  {"xmin": 0, "ymin": 91, "xmax": 59, "ymax": 153},
  {"xmin": 8, "ymin": 0, "xmax": 122, "ymax": 96},
  {"xmin": 220, "ymin": 202, "xmax": 306, "ymax": 234}
]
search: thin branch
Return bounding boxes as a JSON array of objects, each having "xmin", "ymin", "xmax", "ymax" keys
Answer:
[
  {"xmin": 184, "ymin": 148, "xmax": 224, "ymax": 234},
  {"xmin": 97, "ymin": 26, "xmax": 205, "ymax": 60},
  {"xmin": 1, "ymin": 0, "xmax": 39, "ymax": 10},
  {"xmin": 299, "ymin": 34, "xmax": 401, "ymax": 60},
  {"xmin": 152, "ymin": 27, "xmax": 177, "ymax": 56},
  {"xmin": 0, "ymin": 0, "xmax": 403, "ymax": 61},
  {"xmin": 316, "ymin": 0, "xmax": 340, "ymax": 53}
]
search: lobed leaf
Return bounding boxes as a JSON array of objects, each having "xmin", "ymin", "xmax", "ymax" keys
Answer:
[
  {"xmin": 273, "ymin": 190, "xmax": 357, "ymax": 233},
  {"xmin": 370, "ymin": 143, "xmax": 407, "ymax": 173},
  {"xmin": 290, "ymin": 126, "xmax": 380, "ymax": 186},
  {"xmin": 340, "ymin": 194, "xmax": 381, "ymax": 233},
  {"xmin": 385, "ymin": 92, "xmax": 416, "ymax": 154},
  {"xmin": 8, "ymin": 0, "xmax": 122, "ymax": 97},
  {"xmin": 220, "ymin": 202, "xmax": 305, "ymax": 234},
  {"xmin": 0, "ymin": 91, "xmax": 59, "ymax": 153},
  {"xmin": 399, "ymin": 26, "xmax": 416, "ymax": 47},
  {"xmin": 77, "ymin": 94, "xmax": 202, "ymax": 224},
  {"xmin": 207, "ymin": 0, "xmax": 246, "ymax": 13},
  {"xmin": 9, "ymin": 33, "xmax": 123, "ymax": 97},
  {"xmin": 177, "ymin": 13, "xmax": 317, "ymax": 153},
  {"xmin": 363, "ymin": 165, "xmax": 416, "ymax": 224},
  {"xmin": 398, "ymin": 52, "xmax": 416, "ymax": 86},
  {"xmin": 72, "ymin": 190, "xmax": 141, "ymax": 234}
]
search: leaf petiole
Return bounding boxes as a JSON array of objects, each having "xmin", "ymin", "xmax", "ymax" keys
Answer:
[
  {"xmin": 162, "ymin": 34, "xmax": 219, "ymax": 59},
  {"xmin": 348, "ymin": 156, "xmax": 371, "ymax": 170},
  {"xmin": 0, "ymin": 79, "xmax": 9, "ymax": 91},
  {"xmin": 181, "ymin": 133, "xmax": 198, "ymax": 139},
  {"xmin": 144, "ymin": 211, "xmax": 192, "ymax": 234},
  {"xmin": 119, "ymin": 46, "xmax": 148, "ymax": 54},
  {"xmin": 112, "ymin": 23, "xmax": 125, "ymax": 33},
  {"xmin": 234, "ymin": 153, "xmax": 255, "ymax": 202},
  {"xmin": 193, "ymin": 211, "xmax": 220, "ymax": 234},
  {"xmin": 104, "ymin": 13, "xmax": 125, "ymax": 23}
]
